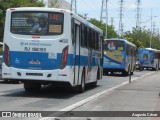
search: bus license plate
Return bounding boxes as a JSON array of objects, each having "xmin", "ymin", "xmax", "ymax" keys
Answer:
[{"xmin": 29, "ymin": 61, "xmax": 41, "ymax": 65}]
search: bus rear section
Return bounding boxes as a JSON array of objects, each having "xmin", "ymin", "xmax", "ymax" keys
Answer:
[
  {"xmin": 3, "ymin": 8, "xmax": 103, "ymax": 92},
  {"xmin": 103, "ymin": 39, "xmax": 126, "ymax": 75},
  {"xmin": 138, "ymin": 48, "xmax": 158, "ymax": 70},
  {"xmin": 2, "ymin": 8, "xmax": 73, "ymax": 90}
]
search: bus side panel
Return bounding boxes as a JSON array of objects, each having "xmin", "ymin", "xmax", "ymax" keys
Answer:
[{"xmin": 103, "ymin": 50, "xmax": 125, "ymax": 72}]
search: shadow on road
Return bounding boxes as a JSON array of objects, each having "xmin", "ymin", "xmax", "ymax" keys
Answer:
[
  {"xmin": 2, "ymin": 84, "xmax": 100, "ymax": 99},
  {"xmin": 103, "ymin": 72, "xmax": 127, "ymax": 77},
  {"xmin": 0, "ymin": 80, "xmax": 21, "ymax": 84}
]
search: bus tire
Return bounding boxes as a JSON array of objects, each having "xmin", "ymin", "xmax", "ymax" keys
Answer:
[
  {"xmin": 24, "ymin": 82, "xmax": 41, "ymax": 92},
  {"xmin": 77, "ymin": 72, "xmax": 86, "ymax": 93}
]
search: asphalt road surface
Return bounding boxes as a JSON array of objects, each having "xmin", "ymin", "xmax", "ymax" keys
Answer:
[{"xmin": 0, "ymin": 69, "xmax": 158, "ymax": 120}]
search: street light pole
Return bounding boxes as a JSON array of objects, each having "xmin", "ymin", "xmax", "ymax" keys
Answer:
[
  {"xmin": 105, "ymin": 0, "xmax": 108, "ymax": 39},
  {"xmin": 150, "ymin": 9, "xmax": 152, "ymax": 48}
]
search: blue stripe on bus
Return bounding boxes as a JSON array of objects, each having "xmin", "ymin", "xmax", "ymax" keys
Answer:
[{"xmin": 3, "ymin": 51, "xmax": 101, "ymax": 70}]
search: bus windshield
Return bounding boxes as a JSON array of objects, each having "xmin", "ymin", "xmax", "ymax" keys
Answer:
[
  {"xmin": 11, "ymin": 11, "xmax": 64, "ymax": 35},
  {"xmin": 104, "ymin": 40, "xmax": 124, "ymax": 51}
]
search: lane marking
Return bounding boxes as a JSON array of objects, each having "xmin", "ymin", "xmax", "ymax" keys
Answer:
[{"xmin": 39, "ymin": 72, "xmax": 156, "ymax": 120}]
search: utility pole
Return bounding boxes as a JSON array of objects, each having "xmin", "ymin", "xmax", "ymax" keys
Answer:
[
  {"xmin": 111, "ymin": 17, "xmax": 114, "ymax": 28},
  {"xmin": 136, "ymin": 0, "xmax": 141, "ymax": 28},
  {"xmin": 152, "ymin": 22, "xmax": 156, "ymax": 35},
  {"xmin": 150, "ymin": 9, "xmax": 152, "ymax": 48},
  {"xmin": 118, "ymin": 0, "xmax": 124, "ymax": 38},
  {"xmin": 100, "ymin": 0, "xmax": 105, "ymax": 23},
  {"xmin": 71, "ymin": 0, "xmax": 77, "ymax": 13},
  {"xmin": 157, "ymin": 28, "xmax": 159, "ymax": 36},
  {"xmin": 100, "ymin": 0, "xmax": 108, "ymax": 39}
]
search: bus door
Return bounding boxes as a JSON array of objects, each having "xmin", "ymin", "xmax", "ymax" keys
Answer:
[{"xmin": 73, "ymin": 20, "xmax": 80, "ymax": 85}]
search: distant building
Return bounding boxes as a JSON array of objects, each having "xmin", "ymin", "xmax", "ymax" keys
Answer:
[{"xmin": 48, "ymin": 0, "xmax": 71, "ymax": 10}]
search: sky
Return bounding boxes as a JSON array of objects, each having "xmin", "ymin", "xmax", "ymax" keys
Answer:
[{"xmin": 43, "ymin": 0, "xmax": 160, "ymax": 34}]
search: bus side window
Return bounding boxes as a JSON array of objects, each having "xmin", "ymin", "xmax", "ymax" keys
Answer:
[
  {"xmin": 84, "ymin": 25, "xmax": 87, "ymax": 48},
  {"xmin": 99, "ymin": 35, "xmax": 103, "ymax": 52},
  {"xmin": 89, "ymin": 29, "xmax": 92, "ymax": 48},
  {"xmin": 87, "ymin": 27, "xmax": 89, "ymax": 48},
  {"xmin": 92, "ymin": 31, "xmax": 95, "ymax": 49},
  {"xmin": 71, "ymin": 18, "xmax": 75, "ymax": 45},
  {"xmin": 81, "ymin": 24, "xmax": 85, "ymax": 47},
  {"xmin": 96, "ymin": 33, "xmax": 99, "ymax": 50}
]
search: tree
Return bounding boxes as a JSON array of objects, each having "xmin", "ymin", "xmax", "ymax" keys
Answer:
[
  {"xmin": 0, "ymin": 0, "xmax": 45, "ymax": 41},
  {"xmin": 88, "ymin": 18, "xmax": 118, "ymax": 39},
  {"xmin": 124, "ymin": 27, "xmax": 160, "ymax": 50}
]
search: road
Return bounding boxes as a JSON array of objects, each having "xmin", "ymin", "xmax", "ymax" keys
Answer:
[{"xmin": 0, "ymin": 70, "xmax": 158, "ymax": 120}]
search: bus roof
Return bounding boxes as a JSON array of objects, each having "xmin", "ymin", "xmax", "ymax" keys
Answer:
[
  {"xmin": 138, "ymin": 48, "xmax": 157, "ymax": 51},
  {"xmin": 7, "ymin": 7, "xmax": 71, "ymax": 12},
  {"xmin": 104, "ymin": 38, "xmax": 136, "ymax": 47}
]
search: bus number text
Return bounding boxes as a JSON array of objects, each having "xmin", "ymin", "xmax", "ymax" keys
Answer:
[{"xmin": 24, "ymin": 47, "xmax": 46, "ymax": 52}]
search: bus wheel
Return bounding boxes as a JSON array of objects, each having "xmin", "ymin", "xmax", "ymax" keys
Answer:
[
  {"xmin": 78, "ymin": 72, "xmax": 86, "ymax": 93},
  {"xmin": 24, "ymin": 82, "xmax": 41, "ymax": 92}
]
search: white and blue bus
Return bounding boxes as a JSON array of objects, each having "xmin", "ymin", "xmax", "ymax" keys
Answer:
[
  {"xmin": 138, "ymin": 48, "xmax": 159, "ymax": 70},
  {"xmin": 2, "ymin": 7, "xmax": 103, "ymax": 92},
  {"xmin": 103, "ymin": 39, "xmax": 136, "ymax": 75}
]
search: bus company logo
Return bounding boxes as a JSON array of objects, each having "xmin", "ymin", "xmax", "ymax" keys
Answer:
[
  {"xmin": 2, "ymin": 112, "xmax": 11, "ymax": 117},
  {"xmin": 15, "ymin": 58, "xmax": 20, "ymax": 64}
]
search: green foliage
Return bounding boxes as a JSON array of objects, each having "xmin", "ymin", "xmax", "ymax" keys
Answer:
[
  {"xmin": 124, "ymin": 27, "xmax": 160, "ymax": 50},
  {"xmin": 0, "ymin": 0, "xmax": 45, "ymax": 42},
  {"xmin": 88, "ymin": 18, "xmax": 119, "ymax": 39}
]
